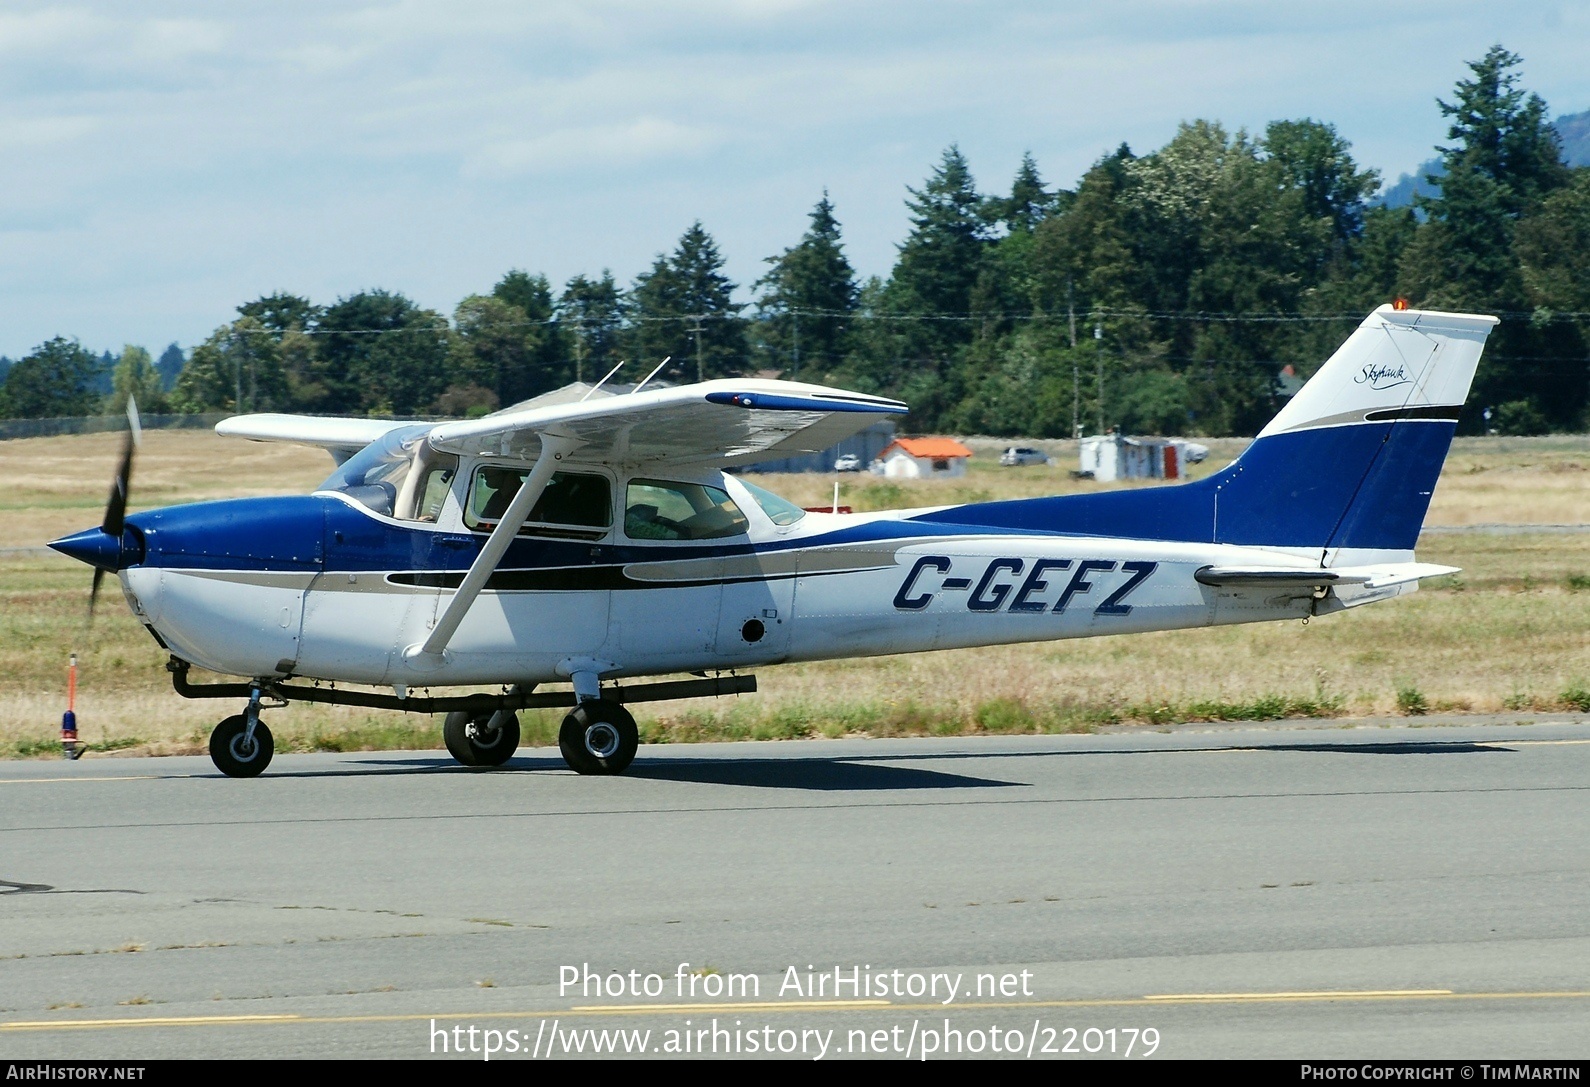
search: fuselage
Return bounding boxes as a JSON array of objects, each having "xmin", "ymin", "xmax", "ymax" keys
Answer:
[{"xmin": 110, "ymin": 458, "xmax": 1388, "ymax": 690}]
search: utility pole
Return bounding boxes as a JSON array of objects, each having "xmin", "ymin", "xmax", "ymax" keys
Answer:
[
  {"xmin": 231, "ymin": 327, "xmax": 246, "ymax": 413},
  {"xmin": 1068, "ymin": 280, "xmax": 1079, "ymax": 438},
  {"xmin": 791, "ymin": 309, "xmax": 800, "ymax": 379},
  {"xmin": 689, "ymin": 314, "xmax": 705, "ymax": 382},
  {"xmin": 1094, "ymin": 323, "xmax": 1104, "ymax": 434}
]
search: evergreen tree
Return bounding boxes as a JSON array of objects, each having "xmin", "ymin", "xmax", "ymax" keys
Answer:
[
  {"xmin": 1407, "ymin": 46, "xmax": 1568, "ymax": 310},
  {"xmin": 754, "ymin": 193, "xmax": 858, "ymax": 378},
  {"xmin": 992, "ymin": 152, "xmax": 1060, "ymax": 234},
  {"xmin": 0, "ymin": 338, "xmax": 101, "ymax": 418},
  {"xmin": 559, "ymin": 271, "xmax": 627, "ymax": 383},
  {"xmin": 155, "ymin": 343, "xmax": 185, "ymax": 390},
  {"xmin": 93, "ymin": 350, "xmax": 116, "ymax": 396},
  {"xmin": 890, "ymin": 145, "xmax": 989, "ymax": 328},
  {"xmin": 863, "ymin": 147, "xmax": 992, "ymax": 426},
  {"xmin": 1402, "ymin": 46, "xmax": 1573, "ymax": 427},
  {"xmin": 628, "ymin": 222, "xmax": 745, "ymax": 381},
  {"xmin": 492, "ymin": 270, "xmax": 567, "ymax": 387}
]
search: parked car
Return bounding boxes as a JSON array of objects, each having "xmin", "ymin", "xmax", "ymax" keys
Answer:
[
  {"xmin": 999, "ymin": 446, "xmax": 1050, "ymax": 467},
  {"xmin": 833, "ymin": 453, "xmax": 863, "ymax": 472}
]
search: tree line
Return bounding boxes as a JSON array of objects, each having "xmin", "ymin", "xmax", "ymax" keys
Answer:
[{"xmin": 3, "ymin": 46, "xmax": 1587, "ymax": 437}]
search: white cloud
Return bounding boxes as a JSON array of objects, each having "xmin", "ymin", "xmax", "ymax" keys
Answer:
[{"xmin": 463, "ymin": 117, "xmax": 725, "ymax": 178}]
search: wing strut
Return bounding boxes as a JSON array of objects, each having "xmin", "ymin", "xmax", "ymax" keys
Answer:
[{"xmin": 402, "ymin": 434, "xmax": 578, "ymax": 671}]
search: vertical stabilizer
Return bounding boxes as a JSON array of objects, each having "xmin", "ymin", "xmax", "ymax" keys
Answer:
[{"xmin": 914, "ymin": 306, "xmax": 1498, "ymax": 558}]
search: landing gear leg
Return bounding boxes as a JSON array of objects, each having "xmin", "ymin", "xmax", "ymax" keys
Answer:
[{"xmin": 209, "ymin": 684, "xmax": 275, "ymax": 778}]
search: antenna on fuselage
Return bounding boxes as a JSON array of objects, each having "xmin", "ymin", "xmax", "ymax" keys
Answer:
[
  {"xmin": 579, "ymin": 359, "xmax": 628, "ymax": 402},
  {"xmin": 631, "ymin": 356, "xmax": 672, "ymax": 396}
]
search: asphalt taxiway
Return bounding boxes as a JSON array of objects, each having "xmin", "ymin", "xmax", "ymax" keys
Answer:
[{"xmin": 3, "ymin": 718, "xmax": 1588, "ymax": 1059}]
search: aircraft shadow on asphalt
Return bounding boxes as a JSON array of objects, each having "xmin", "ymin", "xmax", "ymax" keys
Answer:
[
  {"xmin": 821, "ymin": 739, "xmax": 1515, "ymax": 765},
  {"xmin": 626, "ymin": 759, "xmax": 1024, "ymax": 791},
  {"xmin": 278, "ymin": 737, "xmax": 1511, "ymax": 784},
  {"xmin": 331, "ymin": 755, "xmax": 1024, "ymax": 790}
]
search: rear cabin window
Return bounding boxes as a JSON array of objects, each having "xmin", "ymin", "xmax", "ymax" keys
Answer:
[
  {"xmin": 624, "ymin": 479, "xmax": 749, "ymax": 541},
  {"xmin": 466, "ymin": 467, "xmax": 612, "ymax": 537}
]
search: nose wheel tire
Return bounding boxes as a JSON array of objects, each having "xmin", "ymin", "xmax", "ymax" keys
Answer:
[
  {"xmin": 444, "ymin": 710, "xmax": 521, "ymax": 767},
  {"xmin": 559, "ymin": 700, "xmax": 638, "ymax": 775},
  {"xmin": 209, "ymin": 714, "xmax": 274, "ymax": 778}
]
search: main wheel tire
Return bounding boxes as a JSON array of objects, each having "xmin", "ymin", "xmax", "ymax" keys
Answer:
[
  {"xmin": 443, "ymin": 710, "xmax": 521, "ymax": 767},
  {"xmin": 558, "ymin": 700, "xmax": 638, "ymax": 775},
  {"xmin": 210, "ymin": 714, "xmax": 274, "ymax": 778}
]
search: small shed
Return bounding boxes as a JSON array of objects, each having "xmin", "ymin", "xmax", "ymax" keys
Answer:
[
  {"xmin": 876, "ymin": 437, "xmax": 973, "ymax": 479},
  {"xmin": 1077, "ymin": 433, "xmax": 1208, "ymax": 482}
]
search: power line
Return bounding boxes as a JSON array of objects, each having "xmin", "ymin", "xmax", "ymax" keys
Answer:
[{"xmin": 257, "ymin": 305, "xmax": 1590, "ymax": 338}]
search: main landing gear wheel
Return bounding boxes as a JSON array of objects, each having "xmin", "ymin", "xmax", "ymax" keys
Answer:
[
  {"xmin": 444, "ymin": 710, "xmax": 521, "ymax": 767},
  {"xmin": 209, "ymin": 714, "xmax": 274, "ymax": 778},
  {"xmin": 559, "ymin": 700, "xmax": 638, "ymax": 775}
]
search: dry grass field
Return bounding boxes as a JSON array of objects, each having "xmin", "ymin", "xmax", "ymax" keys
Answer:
[{"xmin": 2, "ymin": 428, "xmax": 1588, "ymax": 759}]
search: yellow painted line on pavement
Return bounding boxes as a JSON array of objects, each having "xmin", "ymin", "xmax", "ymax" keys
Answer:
[
  {"xmin": 1477, "ymin": 739, "xmax": 1590, "ymax": 747},
  {"xmin": 5, "ymin": 991, "xmax": 1590, "ymax": 1032},
  {"xmin": 2, "ymin": 1014, "xmax": 301, "ymax": 1030},
  {"xmin": 1145, "ymin": 989, "xmax": 1451, "ymax": 1001},
  {"xmin": 0, "ymin": 775, "xmax": 164, "ymax": 785}
]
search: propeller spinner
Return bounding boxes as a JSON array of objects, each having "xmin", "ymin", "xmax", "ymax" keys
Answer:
[{"xmin": 48, "ymin": 399, "xmax": 143, "ymax": 621}]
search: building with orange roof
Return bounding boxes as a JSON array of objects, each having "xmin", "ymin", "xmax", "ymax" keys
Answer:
[{"xmin": 876, "ymin": 436, "xmax": 973, "ymax": 479}]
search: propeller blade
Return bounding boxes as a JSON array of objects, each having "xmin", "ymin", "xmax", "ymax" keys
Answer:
[
  {"xmin": 101, "ymin": 398, "xmax": 141, "ymax": 539},
  {"xmin": 85, "ymin": 398, "xmax": 140, "ymax": 629},
  {"xmin": 88, "ymin": 567, "xmax": 105, "ymax": 625}
]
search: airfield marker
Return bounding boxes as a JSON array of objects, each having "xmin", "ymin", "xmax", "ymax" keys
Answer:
[{"xmin": 60, "ymin": 652, "xmax": 83, "ymax": 761}]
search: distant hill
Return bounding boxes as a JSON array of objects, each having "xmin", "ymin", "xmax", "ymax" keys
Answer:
[
  {"xmin": 1558, "ymin": 108, "xmax": 1590, "ymax": 164},
  {"xmin": 1380, "ymin": 107, "xmax": 1590, "ymax": 208}
]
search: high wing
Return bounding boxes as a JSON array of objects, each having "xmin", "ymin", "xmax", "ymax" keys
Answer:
[
  {"xmin": 424, "ymin": 378, "xmax": 908, "ymax": 467},
  {"xmin": 215, "ymin": 414, "xmax": 427, "ymax": 465}
]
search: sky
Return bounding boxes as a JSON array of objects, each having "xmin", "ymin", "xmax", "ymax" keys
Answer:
[{"xmin": 3, "ymin": 1, "xmax": 1590, "ymax": 359}]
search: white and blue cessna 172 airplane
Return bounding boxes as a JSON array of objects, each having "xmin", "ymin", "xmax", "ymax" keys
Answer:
[{"xmin": 51, "ymin": 304, "xmax": 1496, "ymax": 778}]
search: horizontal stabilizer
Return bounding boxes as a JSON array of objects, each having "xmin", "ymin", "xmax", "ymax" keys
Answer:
[{"xmin": 1196, "ymin": 563, "xmax": 1459, "ymax": 589}]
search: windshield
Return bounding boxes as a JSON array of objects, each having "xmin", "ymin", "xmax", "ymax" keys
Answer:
[
  {"xmin": 316, "ymin": 424, "xmax": 431, "ymax": 516},
  {"xmin": 737, "ymin": 478, "xmax": 808, "ymax": 526}
]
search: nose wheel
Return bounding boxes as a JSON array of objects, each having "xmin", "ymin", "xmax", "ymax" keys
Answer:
[
  {"xmin": 208, "ymin": 684, "xmax": 278, "ymax": 777},
  {"xmin": 209, "ymin": 713, "xmax": 274, "ymax": 777},
  {"xmin": 443, "ymin": 710, "xmax": 521, "ymax": 767},
  {"xmin": 559, "ymin": 700, "xmax": 638, "ymax": 775}
]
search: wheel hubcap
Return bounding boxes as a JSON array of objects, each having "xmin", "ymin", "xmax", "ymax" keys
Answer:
[
  {"xmin": 584, "ymin": 722, "xmax": 620, "ymax": 759},
  {"xmin": 230, "ymin": 734, "xmax": 257, "ymax": 760}
]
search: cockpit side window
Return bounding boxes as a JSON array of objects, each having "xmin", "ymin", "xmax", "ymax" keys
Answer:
[
  {"xmin": 413, "ymin": 462, "xmax": 457, "ymax": 523},
  {"xmin": 465, "ymin": 467, "xmax": 613, "ymax": 538}
]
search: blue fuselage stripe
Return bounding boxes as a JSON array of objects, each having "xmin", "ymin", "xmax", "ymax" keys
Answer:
[{"xmin": 119, "ymin": 419, "xmax": 1452, "ymax": 575}]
